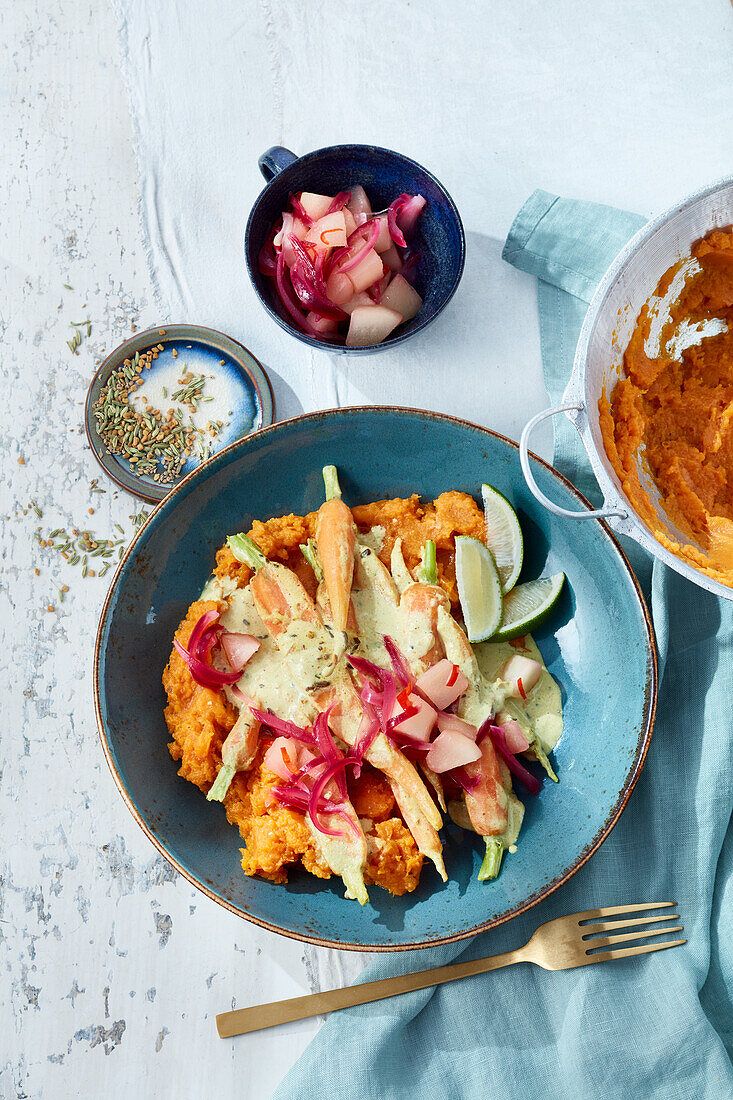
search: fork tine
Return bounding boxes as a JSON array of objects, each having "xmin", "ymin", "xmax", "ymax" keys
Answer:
[
  {"xmin": 589, "ymin": 938, "xmax": 686, "ymax": 964},
  {"xmin": 586, "ymin": 925, "xmax": 683, "ymax": 951},
  {"xmin": 582, "ymin": 914, "xmax": 679, "ymax": 936},
  {"xmin": 575, "ymin": 901, "xmax": 675, "ymax": 923}
]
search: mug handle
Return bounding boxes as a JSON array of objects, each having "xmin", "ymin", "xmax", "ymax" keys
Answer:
[
  {"xmin": 520, "ymin": 404, "xmax": 628, "ymax": 521},
  {"xmin": 258, "ymin": 146, "xmax": 298, "ymax": 182}
]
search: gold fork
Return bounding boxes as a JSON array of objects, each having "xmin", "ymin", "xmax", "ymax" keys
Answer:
[{"xmin": 216, "ymin": 902, "xmax": 684, "ymax": 1038}]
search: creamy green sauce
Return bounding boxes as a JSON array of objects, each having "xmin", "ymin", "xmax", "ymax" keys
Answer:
[
  {"xmin": 357, "ymin": 525, "xmax": 386, "ymax": 553},
  {"xmin": 214, "ymin": 583, "xmax": 318, "ymax": 725},
  {"xmin": 351, "ymin": 543, "xmax": 435, "ymax": 672},
  {"xmin": 389, "ymin": 537, "xmax": 414, "ymax": 593},
  {"xmin": 473, "ymin": 636, "xmax": 563, "ymax": 752},
  {"xmin": 201, "ymin": 574, "xmax": 237, "ymax": 600}
]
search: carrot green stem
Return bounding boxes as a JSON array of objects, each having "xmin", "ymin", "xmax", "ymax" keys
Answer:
[
  {"xmin": 300, "ymin": 538, "xmax": 324, "ymax": 583},
  {"xmin": 478, "ymin": 837, "xmax": 504, "ymax": 881},
  {"xmin": 416, "ymin": 540, "xmax": 437, "ymax": 585},
  {"xmin": 207, "ymin": 763, "xmax": 235, "ymax": 802},
  {"xmin": 322, "ymin": 464, "xmax": 342, "ymax": 501},
  {"xmin": 228, "ymin": 533, "xmax": 266, "ymax": 571}
]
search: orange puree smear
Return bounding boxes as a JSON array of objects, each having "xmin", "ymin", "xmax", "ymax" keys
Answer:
[
  {"xmin": 600, "ymin": 229, "xmax": 733, "ymax": 585},
  {"xmin": 163, "ymin": 491, "xmax": 485, "ymax": 896}
]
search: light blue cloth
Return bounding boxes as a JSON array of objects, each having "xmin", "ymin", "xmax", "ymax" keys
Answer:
[{"xmin": 276, "ymin": 193, "xmax": 733, "ymax": 1100}]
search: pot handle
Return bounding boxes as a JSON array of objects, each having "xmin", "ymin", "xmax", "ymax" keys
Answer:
[
  {"xmin": 258, "ymin": 146, "xmax": 298, "ymax": 183},
  {"xmin": 520, "ymin": 404, "xmax": 628, "ymax": 521}
]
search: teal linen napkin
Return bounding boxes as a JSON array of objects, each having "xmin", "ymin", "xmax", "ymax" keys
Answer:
[{"xmin": 275, "ymin": 194, "xmax": 733, "ymax": 1100}]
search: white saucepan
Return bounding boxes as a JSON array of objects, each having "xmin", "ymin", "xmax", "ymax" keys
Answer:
[{"xmin": 520, "ymin": 176, "xmax": 733, "ymax": 601}]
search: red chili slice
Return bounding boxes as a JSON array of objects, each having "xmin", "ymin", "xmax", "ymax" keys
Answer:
[
  {"xmin": 388, "ymin": 702, "xmax": 419, "ymax": 729},
  {"xmin": 396, "ymin": 682, "xmax": 414, "ymax": 709},
  {"xmin": 280, "ymin": 746, "xmax": 296, "ymax": 775},
  {"xmin": 320, "ymin": 228, "xmax": 342, "ymax": 246}
]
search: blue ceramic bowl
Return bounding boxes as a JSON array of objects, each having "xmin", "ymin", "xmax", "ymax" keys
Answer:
[
  {"xmin": 94, "ymin": 408, "xmax": 656, "ymax": 951},
  {"xmin": 244, "ymin": 145, "xmax": 465, "ymax": 353}
]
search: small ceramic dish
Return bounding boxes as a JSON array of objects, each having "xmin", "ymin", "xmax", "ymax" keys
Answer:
[
  {"xmin": 95, "ymin": 407, "xmax": 657, "ymax": 951},
  {"xmin": 245, "ymin": 144, "xmax": 465, "ymax": 353},
  {"xmin": 84, "ymin": 324, "xmax": 274, "ymax": 503}
]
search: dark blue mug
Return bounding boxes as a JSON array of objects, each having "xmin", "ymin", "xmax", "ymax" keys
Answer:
[{"xmin": 245, "ymin": 144, "xmax": 465, "ymax": 353}]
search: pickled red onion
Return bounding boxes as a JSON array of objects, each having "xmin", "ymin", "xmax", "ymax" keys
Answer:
[
  {"xmin": 483, "ymin": 721, "xmax": 541, "ymax": 796},
  {"xmin": 289, "ymin": 193, "xmax": 313, "ymax": 225},
  {"xmin": 290, "ymin": 260, "xmax": 347, "ymax": 320},
  {"xmin": 396, "ymin": 194, "xmax": 426, "ymax": 234},
  {"xmin": 174, "ymin": 610, "xmax": 258, "ymax": 689},
  {"xmin": 337, "ymin": 221, "xmax": 381, "ymax": 274},
  {"xmin": 187, "ymin": 609, "xmax": 220, "ymax": 654},
  {"xmin": 450, "ymin": 767, "xmax": 480, "ymax": 795},
  {"xmin": 258, "ymin": 227, "xmax": 278, "ymax": 276},
  {"xmin": 386, "ymin": 195, "xmax": 410, "ymax": 247},
  {"xmin": 173, "ymin": 638, "xmax": 241, "ymax": 687},
  {"xmin": 307, "ymin": 757, "xmax": 360, "ymax": 839},
  {"xmin": 325, "ymin": 191, "xmax": 351, "ymax": 214},
  {"xmin": 352, "ymin": 709, "xmax": 380, "ymax": 763},
  {"xmin": 275, "ymin": 250, "xmax": 319, "ymax": 335},
  {"xmin": 249, "ymin": 707, "xmax": 317, "ymax": 745},
  {"xmin": 313, "ymin": 709, "xmax": 347, "ymax": 798},
  {"xmin": 387, "ymin": 194, "xmax": 426, "ymax": 246},
  {"xmin": 383, "ymin": 635, "xmax": 412, "ymax": 686}
]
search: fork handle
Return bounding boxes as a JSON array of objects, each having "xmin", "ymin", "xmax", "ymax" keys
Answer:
[{"xmin": 216, "ymin": 947, "xmax": 526, "ymax": 1037}]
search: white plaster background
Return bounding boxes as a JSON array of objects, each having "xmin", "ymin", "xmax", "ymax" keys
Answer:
[{"xmin": 1, "ymin": 1, "xmax": 730, "ymax": 1098}]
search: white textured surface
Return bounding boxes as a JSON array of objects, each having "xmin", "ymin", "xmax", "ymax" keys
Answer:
[{"xmin": 2, "ymin": 1, "xmax": 731, "ymax": 1097}]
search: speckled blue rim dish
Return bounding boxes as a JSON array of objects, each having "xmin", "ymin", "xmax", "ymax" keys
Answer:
[
  {"xmin": 85, "ymin": 324, "xmax": 274, "ymax": 503},
  {"xmin": 94, "ymin": 407, "xmax": 657, "ymax": 951},
  {"xmin": 245, "ymin": 144, "xmax": 466, "ymax": 353}
]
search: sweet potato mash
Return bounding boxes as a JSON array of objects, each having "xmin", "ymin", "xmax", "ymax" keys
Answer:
[
  {"xmin": 600, "ymin": 229, "xmax": 733, "ymax": 583},
  {"xmin": 163, "ymin": 492, "xmax": 485, "ymax": 895},
  {"xmin": 212, "ymin": 491, "xmax": 485, "ymax": 606}
]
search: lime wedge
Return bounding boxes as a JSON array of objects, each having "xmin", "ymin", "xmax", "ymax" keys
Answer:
[
  {"xmin": 492, "ymin": 573, "xmax": 565, "ymax": 641},
  {"xmin": 481, "ymin": 483, "xmax": 523, "ymax": 593},
  {"xmin": 455, "ymin": 535, "xmax": 503, "ymax": 642}
]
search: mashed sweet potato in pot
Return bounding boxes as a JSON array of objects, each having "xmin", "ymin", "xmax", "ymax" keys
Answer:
[
  {"xmin": 163, "ymin": 491, "xmax": 486, "ymax": 897},
  {"xmin": 600, "ymin": 229, "xmax": 733, "ymax": 584}
]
